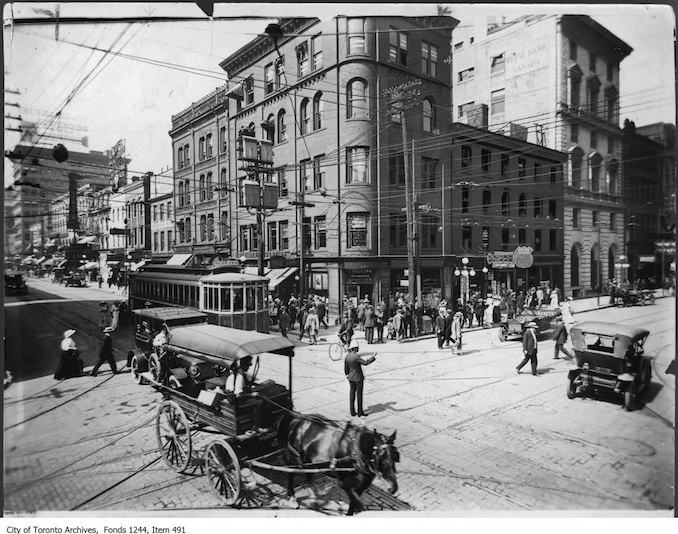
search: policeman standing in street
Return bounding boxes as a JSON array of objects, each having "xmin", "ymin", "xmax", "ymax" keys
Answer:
[
  {"xmin": 344, "ymin": 339, "xmax": 376, "ymax": 417},
  {"xmin": 516, "ymin": 321, "xmax": 539, "ymax": 376}
]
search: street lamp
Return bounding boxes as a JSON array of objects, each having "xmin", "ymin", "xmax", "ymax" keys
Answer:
[{"xmin": 454, "ymin": 257, "xmax": 475, "ymax": 304}]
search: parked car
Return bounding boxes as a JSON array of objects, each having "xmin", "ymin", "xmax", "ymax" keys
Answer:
[
  {"xmin": 64, "ymin": 271, "xmax": 87, "ymax": 287},
  {"xmin": 497, "ymin": 306, "xmax": 561, "ymax": 341},
  {"xmin": 4, "ymin": 270, "xmax": 28, "ymax": 296},
  {"xmin": 566, "ymin": 321, "xmax": 652, "ymax": 411}
]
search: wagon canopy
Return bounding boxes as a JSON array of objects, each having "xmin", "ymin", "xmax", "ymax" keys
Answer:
[{"xmin": 167, "ymin": 323, "xmax": 295, "ymax": 361}]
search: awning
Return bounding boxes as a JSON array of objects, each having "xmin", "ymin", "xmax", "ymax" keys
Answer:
[
  {"xmin": 56, "ymin": 260, "xmax": 68, "ymax": 269},
  {"xmin": 268, "ymin": 267, "xmax": 298, "ymax": 289},
  {"xmin": 131, "ymin": 260, "xmax": 148, "ymax": 272},
  {"xmin": 226, "ymin": 81, "xmax": 244, "ymax": 100},
  {"xmin": 21, "ymin": 257, "xmax": 33, "ymax": 265},
  {"xmin": 77, "ymin": 236, "xmax": 98, "ymax": 245},
  {"xmin": 42, "ymin": 258, "xmax": 56, "ymax": 267},
  {"xmin": 45, "ymin": 239, "xmax": 57, "ymax": 247},
  {"xmin": 166, "ymin": 254, "xmax": 193, "ymax": 266},
  {"xmin": 82, "ymin": 261, "xmax": 99, "ymax": 270}
]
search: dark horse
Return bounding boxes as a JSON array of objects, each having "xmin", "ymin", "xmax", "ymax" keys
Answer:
[{"xmin": 273, "ymin": 412, "xmax": 399, "ymax": 515}]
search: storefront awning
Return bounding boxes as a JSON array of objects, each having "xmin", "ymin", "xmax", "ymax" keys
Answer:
[
  {"xmin": 267, "ymin": 267, "xmax": 298, "ymax": 290},
  {"xmin": 77, "ymin": 236, "xmax": 98, "ymax": 245},
  {"xmin": 226, "ymin": 81, "xmax": 244, "ymax": 100},
  {"xmin": 82, "ymin": 261, "xmax": 99, "ymax": 270},
  {"xmin": 44, "ymin": 239, "xmax": 57, "ymax": 247},
  {"xmin": 131, "ymin": 260, "xmax": 147, "ymax": 271},
  {"xmin": 166, "ymin": 254, "xmax": 193, "ymax": 266},
  {"xmin": 42, "ymin": 258, "xmax": 56, "ymax": 267}
]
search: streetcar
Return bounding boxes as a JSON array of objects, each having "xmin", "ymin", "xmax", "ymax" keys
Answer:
[{"xmin": 129, "ymin": 263, "xmax": 270, "ymax": 333}]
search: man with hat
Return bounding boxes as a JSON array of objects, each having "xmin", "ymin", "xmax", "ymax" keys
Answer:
[
  {"xmin": 435, "ymin": 308, "xmax": 447, "ymax": 349},
  {"xmin": 54, "ymin": 329, "xmax": 83, "ymax": 380},
  {"xmin": 516, "ymin": 321, "xmax": 539, "ymax": 376},
  {"xmin": 451, "ymin": 311, "xmax": 463, "ymax": 355},
  {"xmin": 344, "ymin": 339, "xmax": 376, "ymax": 417},
  {"xmin": 225, "ymin": 355, "xmax": 253, "ymax": 396},
  {"xmin": 90, "ymin": 327, "xmax": 118, "ymax": 376}
]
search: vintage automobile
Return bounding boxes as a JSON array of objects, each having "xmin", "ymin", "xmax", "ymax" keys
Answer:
[
  {"xmin": 615, "ymin": 288, "xmax": 656, "ymax": 307},
  {"xmin": 64, "ymin": 271, "xmax": 87, "ymax": 287},
  {"xmin": 497, "ymin": 306, "xmax": 561, "ymax": 341},
  {"xmin": 4, "ymin": 270, "xmax": 28, "ymax": 296},
  {"xmin": 566, "ymin": 321, "xmax": 652, "ymax": 411}
]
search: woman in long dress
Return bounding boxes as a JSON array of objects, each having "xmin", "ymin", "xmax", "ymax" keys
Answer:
[{"xmin": 54, "ymin": 329, "xmax": 83, "ymax": 380}]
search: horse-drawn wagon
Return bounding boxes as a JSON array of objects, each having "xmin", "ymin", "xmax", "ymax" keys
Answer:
[{"xmin": 132, "ymin": 307, "xmax": 399, "ymax": 514}]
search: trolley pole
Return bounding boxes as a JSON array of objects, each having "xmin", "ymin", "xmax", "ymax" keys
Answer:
[{"xmin": 384, "ymin": 80, "xmax": 421, "ymax": 335}]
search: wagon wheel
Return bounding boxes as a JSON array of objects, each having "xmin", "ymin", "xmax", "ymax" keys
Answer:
[
  {"xmin": 149, "ymin": 354, "xmax": 161, "ymax": 384},
  {"xmin": 168, "ymin": 375, "xmax": 182, "ymax": 389},
  {"xmin": 204, "ymin": 439, "xmax": 241, "ymax": 506},
  {"xmin": 155, "ymin": 400, "xmax": 192, "ymax": 473},
  {"xmin": 131, "ymin": 355, "xmax": 145, "ymax": 385},
  {"xmin": 328, "ymin": 343, "xmax": 344, "ymax": 361},
  {"xmin": 498, "ymin": 328, "xmax": 507, "ymax": 342},
  {"xmin": 566, "ymin": 379, "xmax": 577, "ymax": 399}
]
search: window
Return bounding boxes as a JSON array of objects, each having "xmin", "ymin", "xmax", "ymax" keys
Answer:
[
  {"xmin": 461, "ymin": 186, "xmax": 469, "ymax": 212},
  {"xmin": 462, "ymin": 225, "xmax": 472, "ymax": 250},
  {"xmin": 206, "ymin": 213, "xmax": 214, "ymax": 240},
  {"xmin": 220, "ymin": 211, "xmax": 228, "ymax": 240},
  {"xmin": 275, "ymin": 56, "xmax": 285, "ymax": 89},
  {"xmin": 458, "ymin": 67, "xmax": 474, "ymax": 83},
  {"xmin": 421, "ymin": 41, "xmax": 438, "ymax": 76},
  {"xmin": 267, "ymin": 221, "xmax": 278, "ymax": 250},
  {"xmin": 159, "ymin": 204, "xmax": 164, "ymax": 220},
  {"xmin": 153, "ymin": 232, "xmax": 158, "ymax": 251},
  {"xmin": 244, "ymin": 77, "xmax": 254, "ymax": 106},
  {"xmin": 534, "ymin": 162, "xmax": 541, "ymax": 182},
  {"xmin": 311, "ymin": 34, "xmax": 322, "ymax": 70},
  {"xmin": 279, "ymin": 221, "xmax": 289, "ymax": 249},
  {"xmin": 313, "ymin": 154, "xmax": 325, "ymax": 190},
  {"xmin": 300, "ymin": 159, "xmax": 311, "ymax": 191},
  {"xmin": 301, "ymin": 217, "xmax": 312, "ymax": 250},
  {"xmin": 422, "ymin": 157, "xmax": 439, "ymax": 189},
  {"xmin": 178, "ymin": 182, "xmax": 184, "ymax": 207},
  {"xmin": 454, "ymin": 41, "xmax": 463, "ymax": 51},
  {"xmin": 239, "ymin": 226, "xmax": 249, "ymax": 251},
  {"xmin": 592, "ymin": 210, "xmax": 599, "ymax": 226},
  {"xmin": 608, "ymin": 160, "xmax": 618, "ymax": 195},
  {"xmin": 589, "ymin": 52, "xmax": 596, "ymax": 72},
  {"xmin": 278, "ymin": 168, "xmax": 288, "ymax": 197},
  {"xmin": 482, "ymin": 189, "xmax": 491, "ymax": 213},
  {"xmin": 501, "ymin": 228, "xmax": 509, "ymax": 247},
  {"xmin": 199, "ymin": 174, "xmax": 206, "ymax": 201},
  {"xmin": 347, "ymin": 213, "xmax": 369, "ymax": 248},
  {"xmin": 551, "ymin": 166, "xmax": 557, "ymax": 184},
  {"xmin": 549, "ymin": 199, "xmax": 557, "ymax": 219},
  {"xmin": 423, "ymin": 98, "xmax": 435, "ymax": 132},
  {"xmin": 313, "ymin": 92, "xmax": 323, "ymax": 130},
  {"xmin": 481, "ymin": 149, "xmax": 491, "ymax": 171},
  {"xmin": 347, "ymin": 79, "xmax": 368, "ymax": 119},
  {"xmin": 461, "ymin": 145, "xmax": 472, "ymax": 168},
  {"xmin": 178, "ymin": 147, "xmax": 183, "ymax": 169},
  {"xmin": 346, "ymin": 147, "xmax": 369, "ymax": 184},
  {"xmin": 491, "ymin": 53, "xmax": 505, "ymax": 76},
  {"xmin": 533, "ymin": 198, "xmax": 543, "ymax": 217},
  {"xmin": 167, "ymin": 230, "xmax": 172, "ymax": 249},
  {"xmin": 607, "ymin": 135, "xmax": 614, "ymax": 154},
  {"xmin": 501, "ymin": 190, "xmax": 510, "ymax": 215},
  {"xmin": 389, "ymin": 154, "xmax": 405, "ymax": 185},
  {"xmin": 534, "ymin": 230, "xmax": 542, "ymax": 251},
  {"xmin": 160, "ymin": 231, "xmax": 165, "ymax": 251},
  {"xmin": 262, "ymin": 113, "xmax": 275, "ymax": 142},
  {"xmin": 571, "ymin": 124, "xmax": 579, "ymax": 142},
  {"xmin": 390, "ymin": 213, "xmax": 407, "ymax": 247},
  {"xmin": 573, "ymin": 208, "xmax": 580, "ymax": 227},
  {"xmin": 153, "ymin": 205, "xmax": 157, "ymax": 222},
  {"xmin": 184, "ymin": 180, "xmax": 191, "ymax": 205},
  {"xmin": 422, "ymin": 215, "xmax": 440, "ymax": 248},
  {"xmin": 571, "ymin": 76, "xmax": 581, "ymax": 108},
  {"xmin": 518, "ymin": 228, "xmax": 526, "ymax": 244},
  {"xmin": 491, "ymin": 89, "xmax": 505, "ymax": 120},
  {"xmin": 458, "ymin": 101, "xmax": 475, "ymax": 118},
  {"xmin": 206, "ymin": 133, "xmax": 213, "ymax": 158},
  {"xmin": 610, "ymin": 212, "xmax": 617, "ymax": 231},
  {"xmin": 606, "ymin": 61, "xmax": 613, "ymax": 82},
  {"xmin": 297, "ymin": 41, "xmax": 309, "ymax": 77},
  {"xmin": 184, "ymin": 144, "xmax": 189, "ymax": 165},
  {"xmin": 348, "ymin": 18, "xmax": 366, "ymax": 54},
  {"xmin": 501, "ymin": 153, "xmax": 509, "ymax": 175},
  {"xmin": 389, "ymin": 29, "xmax": 408, "ymax": 65},
  {"xmin": 606, "ymin": 90, "xmax": 617, "ymax": 123},
  {"xmin": 265, "ymin": 63, "xmax": 275, "ymax": 94},
  {"xmin": 588, "ymin": 79, "xmax": 600, "ymax": 115},
  {"xmin": 219, "ymin": 126, "xmax": 226, "ymax": 153},
  {"xmin": 199, "ymin": 136, "xmax": 206, "ymax": 160},
  {"xmin": 590, "ymin": 153, "xmax": 602, "ymax": 192},
  {"xmin": 300, "ymin": 98, "xmax": 310, "ymax": 135},
  {"xmin": 518, "ymin": 157, "xmax": 526, "ymax": 177},
  {"xmin": 549, "ymin": 229, "xmax": 557, "ymax": 252},
  {"xmin": 591, "ymin": 130, "xmax": 598, "ymax": 149},
  {"xmin": 314, "ymin": 216, "xmax": 327, "ymax": 248},
  {"xmin": 570, "ymin": 148, "xmax": 583, "ymax": 189},
  {"xmin": 200, "ymin": 215, "xmax": 207, "ymax": 241},
  {"xmin": 519, "ymin": 193, "xmax": 526, "ymax": 216},
  {"xmin": 277, "ymin": 109, "xmax": 287, "ymax": 143}
]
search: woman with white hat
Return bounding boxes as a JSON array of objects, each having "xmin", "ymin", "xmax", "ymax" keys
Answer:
[{"xmin": 54, "ymin": 329, "xmax": 83, "ymax": 380}]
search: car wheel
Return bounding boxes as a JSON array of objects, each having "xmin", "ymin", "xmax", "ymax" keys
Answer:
[
  {"xmin": 566, "ymin": 379, "xmax": 577, "ymax": 399},
  {"xmin": 498, "ymin": 329, "xmax": 507, "ymax": 342},
  {"xmin": 624, "ymin": 386, "xmax": 635, "ymax": 411}
]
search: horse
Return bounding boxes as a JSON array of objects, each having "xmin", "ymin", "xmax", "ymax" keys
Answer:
[{"xmin": 273, "ymin": 412, "xmax": 399, "ymax": 515}]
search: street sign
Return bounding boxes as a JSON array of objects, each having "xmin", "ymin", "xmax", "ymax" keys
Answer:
[{"xmin": 109, "ymin": 228, "xmax": 128, "ymax": 235}]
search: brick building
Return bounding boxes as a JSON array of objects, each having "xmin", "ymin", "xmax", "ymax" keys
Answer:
[{"xmin": 452, "ymin": 14, "xmax": 632, "ymax": 297}]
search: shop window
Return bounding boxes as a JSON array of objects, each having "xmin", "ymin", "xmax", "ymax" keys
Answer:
[{"xmin": 347, "ymin": 213, "xmax": 369, "ymax": 248}]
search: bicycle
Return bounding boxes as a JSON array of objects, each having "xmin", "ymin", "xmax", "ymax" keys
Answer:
[{"xmin": 328, "ymin": 337, "xmax": 348, "ymax": 361}]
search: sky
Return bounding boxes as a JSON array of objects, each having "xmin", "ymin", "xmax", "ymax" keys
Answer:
[{"xmin": 3, "ymin": 2, "xmax": 675, "ymax": 188}]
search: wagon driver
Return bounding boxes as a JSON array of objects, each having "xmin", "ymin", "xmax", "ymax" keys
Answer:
[
  {"xmin": 226, "ymin": 356, "xmax": 253, "ymax": 396},
  {"xmin": 152, "ymin": 322, "xmax": 170, "ymax": 384}
]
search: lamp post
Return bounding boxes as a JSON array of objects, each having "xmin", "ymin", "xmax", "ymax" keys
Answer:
[{"xmin": 454, "ymin": 257, "xmax": 475, "ymax": 305}]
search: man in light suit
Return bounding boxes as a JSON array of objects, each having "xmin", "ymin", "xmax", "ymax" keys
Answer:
[
  {"xmin": 516, "ymin": 321, "xmax": 539, "ymax": 376},
  {"xmin": 344, "ymin": 340, "xmax": 376, "ymax": 417}
]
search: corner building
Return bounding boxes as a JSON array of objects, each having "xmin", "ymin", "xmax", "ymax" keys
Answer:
[
  {"xmin": 452, "ymin": 15, "xmax": 632, "ymax": 297},
  {"xmin": 170, "ymin": 16, "xmax": 459, "ymax": 317}
]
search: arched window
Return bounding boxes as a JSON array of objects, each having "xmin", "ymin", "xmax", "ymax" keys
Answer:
[
  {"xmin": 347, "ymin": 78, "xmax": 367, "ymax": 119},
  {"xmin": 423, "ymin": 98, "xmax": 435, "ymax": 132},
  {"xmin": 263, "ymin": 113, "xmax": 275, "ymax": 141},
  {"xmin": 569, "ymin": 146, "xmax": 584, "ymax": 189},
  {"xmin": 590, "ymin": 243, "xmax": 600, "ymax": 291},
  {"xmin": 501, "ymin": 190, "xmax": 510, "ymax": 215},
  {"xmin": 482, "ymin": 189, "xmax": 491, "ymax": 213},
  {"xmin": 519, "ymin": 193, "xmax": 526, "ymax": 215},
  {"xmin": 313, "ymin": 92, "xmax": 323, "ymax": 130},
  {"xmin": 571, "ymin": 243, "xmax": 581, "ymax": 287},
  {"xmin": 589, "ymin": 152, "xmax": 602, "ymax": 192},
  {"xmin": 277, "ymin": 109, "xmax": 287, "ymax": 143},
  {"xmin": 300, "ymin": 98, "xmax": 310, "ymax": 135},
  {"xmin": 178, "ymin": 182, "xmax": 184, "ymax": 207}
]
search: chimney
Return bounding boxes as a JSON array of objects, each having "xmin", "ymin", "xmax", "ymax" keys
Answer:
[
  {"xmin": 508, "ymin": 122, "xmax": 528, "ymax": 141},
  {"xmin": 467, "ymin": 104, "xmax": 488, "ymax": 129}
]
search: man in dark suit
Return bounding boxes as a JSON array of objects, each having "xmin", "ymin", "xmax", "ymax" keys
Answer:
[
  {"xmin": 90, "ymin": 327, "xmax": 118, "ymax": 376},
  {"xmin": 435, "ymin": 309, "xmax": 446, "ymax": 349},
  {"xmin": 516, "ymin": 321, "xmax": 539, "ymax": 376},
  {"xmin": 344, "ymin": 340, "xmax": 376, "ymax": 417},
  {"xmin": 552, "ymin": 317, "xmax": 574, "ymax": 359},
  {"xmin": 364, "ymin": 305, "xmax": 375, "ymax": 344}
]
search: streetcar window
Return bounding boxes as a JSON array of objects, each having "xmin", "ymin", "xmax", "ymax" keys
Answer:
[
  {"xmin": 203, "ymin": 287, "xmax": 210, "ymax": 310},
  {"xmin": 209, "ymin": 287, "xmax": 216, "ymax": 310},
  {"xmin": 257, "ymin": 285, "xmax": 265, "ymax": 309},
  {"xmin": 233, "ymin": 287, "xmax": 244, "ymax": 311},
  {"xmin": 246, "ymin": 286, "xmax": 256, "ymax": 311},
  {"xmin": 220, "ymin": 286, "xmax": 231, "ymax": 311}
]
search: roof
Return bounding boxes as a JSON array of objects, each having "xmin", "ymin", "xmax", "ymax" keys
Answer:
[
  {"xmin": 133, "ymin": 306, "xmax": 207, "ymax": 322},
  {"xmin": 570, "ymin": 321, "xmax": 649, "ymax": 340},
  {"xmin": 168, "ymin": 323, "xmax": 295, "ymax": 361},
  {"xmin": 201, "ymin": 272, "xmax": 269, "ymax": 284}
]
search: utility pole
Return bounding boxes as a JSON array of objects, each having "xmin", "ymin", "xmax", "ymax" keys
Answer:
[{"xmin": 384, "ymin": 80, "xmax": 421, "ymax": 335}]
